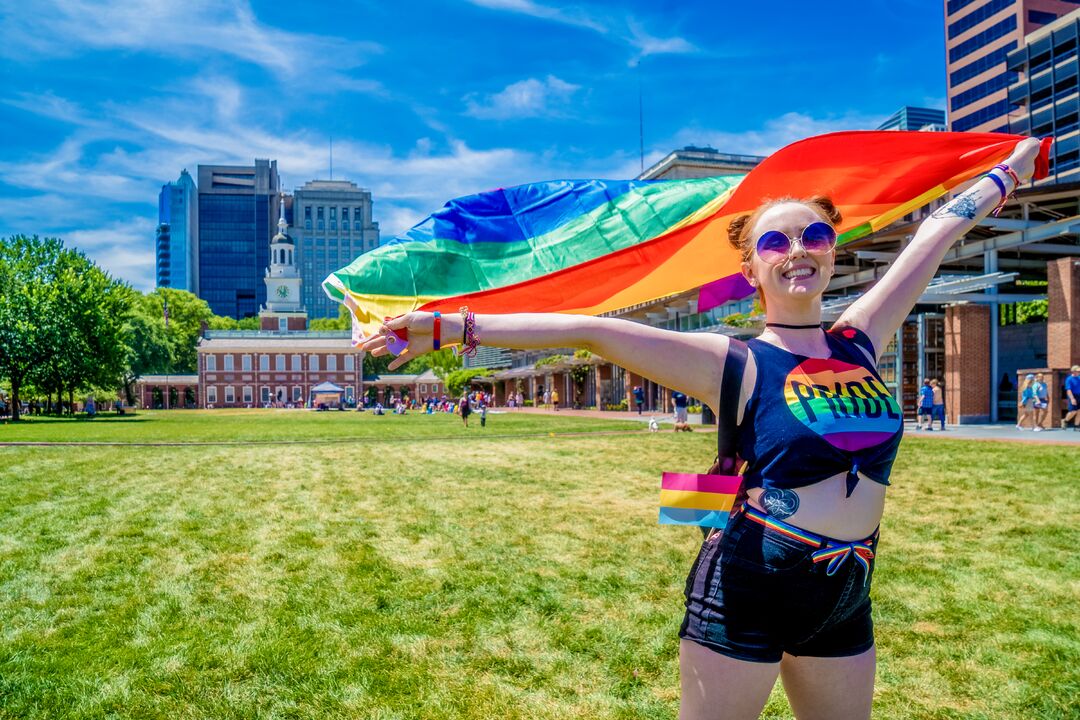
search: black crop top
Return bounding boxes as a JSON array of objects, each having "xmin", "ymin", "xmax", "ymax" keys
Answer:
[{"xmin": 736, "ymin": 326, "xmax": 904, "ymax": 497}]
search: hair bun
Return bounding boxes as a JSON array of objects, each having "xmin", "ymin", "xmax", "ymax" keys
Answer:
[
  {"xmin": 727, "ymin": 214, "xmax": 751, "ymax": 249},
  {"xmin": 808, "ymin": 195, "xmax": 842, "ymax": 225}
]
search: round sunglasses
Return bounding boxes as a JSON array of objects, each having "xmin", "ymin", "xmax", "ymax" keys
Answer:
[{"xmin": 755, "ymin": 221, "xmax": 837, "ymax": 265}]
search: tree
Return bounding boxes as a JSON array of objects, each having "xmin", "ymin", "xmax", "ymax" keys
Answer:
[
  {"xmin": 139, "ymin": 289, "xmax": 214, "ymax": 372},
  {"xmin": 0, "ymin": 236, "xmax": 60, "ymax": 421},
  {"xmin": 443, "ymin": 367, "xmax": 492, "ymax": 397},
  {"xmin": 309, "ymin": 304, "xmax": 352, "ymax": 331}
]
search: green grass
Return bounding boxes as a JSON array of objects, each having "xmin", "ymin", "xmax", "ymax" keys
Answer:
[
  {"xmin": 0, "ymin": 409, "xmax": 643, "ymax": 443},
  {"xmin": 0, "ymin": 412, "xmax": 1077, "ymax": 719}
]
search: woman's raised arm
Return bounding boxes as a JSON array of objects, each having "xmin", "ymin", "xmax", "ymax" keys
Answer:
[
  {"xmin": 362, "ymin": 312, "xmax": 733, "ymax": 408},
  {"xmin": 835, "ymin": 137, "xmax": 1041, "ymax": 356}
]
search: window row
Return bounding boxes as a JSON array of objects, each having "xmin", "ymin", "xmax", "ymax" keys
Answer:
[
  {"xmin": 949, "ymin": 15, "xmax": 1016, "ymax": 64},
  {"xmin": 303, "ymin": 205, "xmax": 368, "ymax": 231},
  {"xmin": 205, "ymin": 354, "xmax": 356, "ymax": 372},
  {"xmin": 206, "ymin": 385, "xmax": 357, "ymax": 405}
]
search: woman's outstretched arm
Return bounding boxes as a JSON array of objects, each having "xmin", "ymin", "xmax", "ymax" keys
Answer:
[
  {"xmin": 362, "ymin": 312, "xmax": 733, "ymax": 407},
  {"xmin": 835, "ymin": 137, "xmax": 1041, "ymax": 356}
]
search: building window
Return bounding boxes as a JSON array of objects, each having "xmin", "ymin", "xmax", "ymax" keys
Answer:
[
  {"xmin": 242, "ymin": 354, "xmax": 252, "ymax": 371},
  {"xmin": 947, "ymin": 0, "xmax": 1013, "ymax": 40},
  {"xmin": 355, "ymin": 220, "xmax": 362, "ymax": 231},
  {"xmin": 327, "ymin": 354, "xmax": 337, "ymax": 371},
  {"xmin": 279, "ymin": 317, "xmax": 288, "ymax": 332},
  {"xmin": 207, "ymin": 386, "xmax": 217, "ymax": 404},
  {"xmin": 206, "ymin": 355, "xmax": 217, "ymax": 372},
  {"xmin": 260, "ymin": 355, "xmax": 269, "ymax": 371},
  {"xmin": 1029, "ymin": 10, "xmax": 1057, "ymax": 25},
  {"xmin": 310, "ymin": 355, "xmax": 320, "ymax": 371},
  {"xmin": 276, "ymin": 354, "xmax": 285, "ymax": 371},
  {"xmin": 223, "ymin": 354, "xmax": 234, "ymax": 371},
  {"xmin": 948, "ymin": 15, "xmax": 1016, "ymax": 64},
  {"xmin": 342, "ymin": 208, "xmax": 349, "ymax": 225},
  {"xmin": 344, "ymin": 355, "xmax": 355, "ymax": 371},
  {"xmin": 243, "ymin": 386, "xmax": 253, "ymax": 404},
  {"xmin": 261, "ymin": 386, "xmax": 270, "ymax": 404},
  {"xmin": 225, "ymin": 386, "xmax": 235, "ymax": 404},
  {"xmin": 420, "ymin": 383, "xmax": 428, "ymax": 394},
  {"xmin": 291, "ymin": 354, "xmax": 302, "ymax": 371},
  {"xmin": 293, "ymin": 386, "xmax": 303, "ymax": 402},
  {"xmin": 317, "ymin": 206, "xmax": 324, "ymax": 230},
  {"xmin": 346, "ymin": 386, "xmax": 354, "ymax": 399}
]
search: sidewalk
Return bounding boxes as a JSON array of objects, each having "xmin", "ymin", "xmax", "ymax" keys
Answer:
[{"xmin": 496, "ymin": 407, "xmax": 1080, "ymax": 445}]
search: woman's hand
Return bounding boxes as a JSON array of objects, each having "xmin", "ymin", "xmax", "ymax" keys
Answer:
[
  {"xmin": 1006, "ymin": 137, "xmax": 1041, "ymax": 183},
  {"xmin": 360, "ymin": 312, "xmax": 448, "ymax": 371}
]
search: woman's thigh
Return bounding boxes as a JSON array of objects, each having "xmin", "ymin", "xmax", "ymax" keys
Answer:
[
  {"xmin": 778, "ymin": 645, "xmax": 876, "ymax": 720},
  {"xmin": 679, "ymin": 638, "xmax": 780, "ymax": 720}
]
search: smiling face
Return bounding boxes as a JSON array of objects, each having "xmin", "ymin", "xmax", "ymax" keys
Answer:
[{"xmin": 741, "ymin": 202, "xmax": 836, "ymax": 307}]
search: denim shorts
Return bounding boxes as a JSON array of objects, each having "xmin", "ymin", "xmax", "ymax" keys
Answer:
[{"xmin": 679, "ymin": 506, "xmax": 878, "ymax": 663}]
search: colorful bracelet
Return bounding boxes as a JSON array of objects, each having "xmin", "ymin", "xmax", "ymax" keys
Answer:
[
  {"xmin": 985, "ymin": 171, "xmax": 1008, "ymax": 216},
  {"xmin": 455, "ymin": 306, "xmax": 479, "ymax": 357},
  {"xmin": 432, "ymin": 311, "xmax": 441, "ymax": 351},
  {"xmin": 994, "ymin": 163, "xmax": 1021, "ymax": 187}
]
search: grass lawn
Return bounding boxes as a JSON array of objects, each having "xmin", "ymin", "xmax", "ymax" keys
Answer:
[{"xmin": 0, "ymin": 412, "xmax": 1077, "ymax": 719}]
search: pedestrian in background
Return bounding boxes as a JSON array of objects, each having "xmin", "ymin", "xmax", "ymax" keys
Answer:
[
  {"xmin": 1033, "ymin": 372, "xmax": 1049, "ymax": 432},
  {"xmin": 633, "ymin": 385, "xmax": 645, "ymax": 414},
  {"xmin": 1018, "ymin": 373, "xmax": 1036, "ymax": 431},
  {"xmin": 917, "ymin": 378, "xmax": 934, "ymax": 431},
  {"xmin": 551, "ymin": 387, "xmax": 560, "ymax": 412},
  {"xmin": 1063, "ymin": 365, "xmax": 1080, "ymax": 431},
  {"xmin": 931, "ymin": 378, "xmax": 945, "ymax": 431}
]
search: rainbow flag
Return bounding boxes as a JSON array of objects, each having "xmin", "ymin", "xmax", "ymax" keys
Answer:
[
  {"xmin": 658, "ymin": 472, "xmax": 743, "ymax": 529},
  {"xmin": 324, "ymin": 132, "xmax": 1051, "ymax": 336}
]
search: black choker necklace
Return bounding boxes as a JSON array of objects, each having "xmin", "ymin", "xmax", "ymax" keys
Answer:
[{"xmin": 765, "ymin": 322, "xmax": 821, "ymax": 330}]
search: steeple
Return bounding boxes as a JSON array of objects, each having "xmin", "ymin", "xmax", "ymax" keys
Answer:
[{"xmin": 261, "ymin": 191, "xmax": 304, "ymax": 323}]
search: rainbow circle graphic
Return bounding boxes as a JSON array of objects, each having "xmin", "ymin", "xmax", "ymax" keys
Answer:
[{"xmin": 783, "ymin": 358, "xmax": 902, "ymax": 452}]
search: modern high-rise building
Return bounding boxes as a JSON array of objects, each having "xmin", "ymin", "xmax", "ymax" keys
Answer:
[
  {"xmin": 876, "ymin": 106, "xmax": 947, "ymax": 131},
  {"xmin": 155, "ymin": 169, "xmax": 198, "ymax": 292},
  {"xmin": 196, "ymin": 160, "xmax": 280, "ymax": 319},
  {"xmin": 945, "ymin": 0, "xmax": 1078, "ymax": 133},
  {"xmin": 291, "ymin": 180, "xmax": 380, "ymax": 319},
  {"xmin": 1006, "ymin": 9, "xmax": 1080, "ymax": 182}
]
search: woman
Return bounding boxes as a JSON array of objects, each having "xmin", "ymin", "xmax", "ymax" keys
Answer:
[
  {"xmin": 364, "ymin": 138, "xmax": 1040, "ymax": 719},
  {"xmin": 1032, "ymin": 372, "xmax": 1049, "ymax": 431},
  {"xmin": 459, "ymin": 392, "xmax": 471, "ymax": 428},
  {"xmin": 1018, "ymin": 373, "xmax": 1036, "ymax": 431}
]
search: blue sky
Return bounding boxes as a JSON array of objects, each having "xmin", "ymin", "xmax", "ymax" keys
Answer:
[{"xmin": 0, "ymin": 0, "xmax": 946, "ymax": 291}]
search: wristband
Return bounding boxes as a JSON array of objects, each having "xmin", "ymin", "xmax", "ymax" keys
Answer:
[
  {"xmin": 984, "ymin": 172, "xmax": 1008, "ymax": 217},
  {"xmin": 993, "ymin": 163, "xmax": 1021, "ymax": 187},
  {"xmin": 433, "ymin": 311, "xmax": 441, "ymax": 351}
]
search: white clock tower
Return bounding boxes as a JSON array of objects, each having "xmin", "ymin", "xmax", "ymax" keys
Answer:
[{"xmin": 260, "ymin": 194, "xmax": 307, "ymax": 331}]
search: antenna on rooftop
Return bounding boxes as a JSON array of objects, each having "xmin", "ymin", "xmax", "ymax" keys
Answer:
[
  {"xmin": 637, "ymin": 61, "xmax": 644, "ymax": 175},
  {"xmin": 330, "ymin": 136, "xmax": 333, "ymax": 180}
]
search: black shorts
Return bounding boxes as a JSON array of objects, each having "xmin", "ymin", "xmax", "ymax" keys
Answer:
[{"xmin": 679, "ymin": 507, "xmax": 877, "ymax": 663}]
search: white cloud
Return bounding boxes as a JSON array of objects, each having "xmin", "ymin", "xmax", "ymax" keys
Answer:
[
  {"xmin": 463, "ymin": 0, "xmax": 695, "ymax": 60},
  {"xmin": 670, "ymin": 111, "xmax": 890, "ymax": 158},
  {"xmin": 465, "ymin": 0, "xmax": 607, "ymax": 33},
  {"xmin": 464, "ymin": 75, "xmax": 581, "ymax": 120},
  {"xmin": 66, "ymin": 219, "xmax": 157, "ymax": 291},
  {"xmin": 0, "ymin": 0, "xmax": 383, "ymax": 85}
]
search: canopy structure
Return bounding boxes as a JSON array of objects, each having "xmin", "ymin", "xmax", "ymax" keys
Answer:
[
  {"xmin": 310, "ymin": 381, "xmax": 345, "ymax": 408},
  {"xmin": 324, "ymin": 132, "xmax": 1051, "ymax": 338}
]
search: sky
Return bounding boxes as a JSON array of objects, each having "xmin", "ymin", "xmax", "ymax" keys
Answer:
[{"xmin": 0, "ymin": 0, "xmax": 947, "ymax": 292}]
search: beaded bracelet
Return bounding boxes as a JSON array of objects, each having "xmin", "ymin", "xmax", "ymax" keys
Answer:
[{"xmin": 432, "ymin": 310, "xmax": 441, "ymax": 351}]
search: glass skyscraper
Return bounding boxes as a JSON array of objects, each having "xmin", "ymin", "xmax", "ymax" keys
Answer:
[
  {"xmin": 155, "ymin": 169, "xmax": 198, "ymax": 292},
  {"xmin": 291, "ymin": 180, "xmax": 380, "ymax": 318},
  {"xmin": 196, "ymin": 160, "xmax": 279, "ymax": 319}
]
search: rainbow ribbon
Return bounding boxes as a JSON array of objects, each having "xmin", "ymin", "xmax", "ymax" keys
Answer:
[{"xmin": 811, "ymin": 541, "xmax": 876, "ymax": 584}]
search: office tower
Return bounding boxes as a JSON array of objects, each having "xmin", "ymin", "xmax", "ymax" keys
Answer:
[
  {"xmin": 876, "ymin": 106, "xmax": 947, "ymax": 131},
  {"xmin": 155, "ymin": 169, "xmax": 198, "ymax": 292},
  {"xmin": 1007, "ymin": 9, "xmax": 1080, "ymax": 182},
  {"xmin": 291, "ymin": 180, "xmax": 380, "ymax": 319},
  {"xmin": 197, "ymin": 160, "xmax": 280, "ymax": 318},
  {"xmin": 945, "ymin": 0, "xmax": 1078, "ymax": 132}
]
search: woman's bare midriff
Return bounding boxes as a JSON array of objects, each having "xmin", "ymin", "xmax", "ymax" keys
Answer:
[{"xmin": 745, "ymin": 472, "xmax": 886, "ymax": 541}]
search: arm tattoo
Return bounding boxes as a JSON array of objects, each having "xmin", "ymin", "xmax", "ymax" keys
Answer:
[
  {"xmin": 760, "ymin": 488, "xmax": 800, "ymax": 519},
  {"xmin": 930, "ymin": 190, "xmax": 980, "ymax": 220}
]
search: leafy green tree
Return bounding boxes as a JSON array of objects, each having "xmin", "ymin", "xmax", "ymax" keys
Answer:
[
  {"xmin": 443, "ymin": 368, "xmax": 492, "ymax": 397},
  {"xmin": 309, "ymin": 304, "xmax": 352, "ymax": 331},
  {"xmin": 139, "ymin": 289, "xmax": 214, "ymax": 372},
  {"xmin": 0, "ymin": 236, "xmax": 61, "ymax": 420}
]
